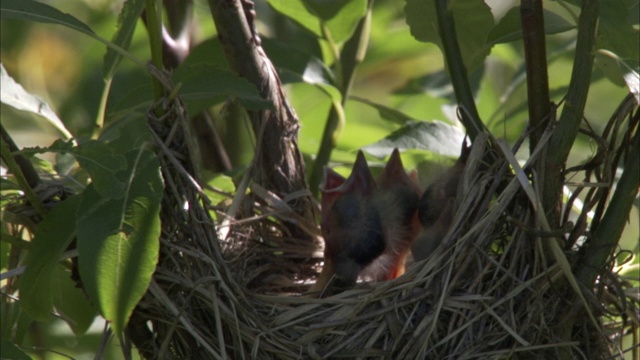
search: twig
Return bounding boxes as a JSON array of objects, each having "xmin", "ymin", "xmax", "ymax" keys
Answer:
[
  {"xmin": 207, "ymin": 0, "xmax": 316, "ymax": 240},
  {"xmin": 0, "ymin": 125, "xmax": 45, "ymax": 216}
]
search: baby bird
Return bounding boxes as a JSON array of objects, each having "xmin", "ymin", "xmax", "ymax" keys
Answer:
[
  {"xmin": 311, "ymin": 149, "xmax": 421, "ymax": 296},
  {"xmin": 412, "ymin": 144, "xmax": 470, "ymax": 262},
  {"xmin": 363, "ymin": 148, "xmax": 421, "ymax": 281},
  {"xmin": 311, "ymin": 151, "xmax": 384, "ymax": 295}
]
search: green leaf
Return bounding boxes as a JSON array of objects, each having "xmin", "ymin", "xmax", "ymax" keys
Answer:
[
  {"xmin": 1, "ymin": 0, "xmax": 144, "ymax": 69},
  {"xmin": 103, "ymin": 0, "xmax": 145, "ymax": 80},
  {"xmin": 19, "ymin": 195, "xmax": 82, "ymax": 321},
  {"xmin": 324, "ymin": 0, "xmax": 367, "ymax": 43},
  {"xmin": 302, "ymin": 0, "xmax": 352, "ymax": 20},
  {"xmin": 405, "ymin": 0, "xmax": 494, "ymax": 72},
  {"xmin": 389, "ymin": 92, "xmax": 450, "ymax": 128},
  {"xmin": 173, "ymin": 63, "xmax": 273, "ymax": 112},
  {"xmin": 487, "ymin": 6, "xmax": 575, "ymax": 45},
  {"xmin": 363, "ymin": 120, "xmax": 465, "ymax": 158},
  {"xmin": 99, "ymin": 115, "xmax": 153, "ymax": 152},
  {"xmin": 179, "ymin": 38, "xmax": 229, "ymax": 71},
  {"xmin": 262, "ymin": 38, "xmax": 334, "ymax": 85},
  {"xmin": 51, "ymin": 266, "xmax": 97, "ymax": 335},
  {"xmin": 598, "ymin": 0, "xmax": 640, "ymax": 63},
  {"xmin": 0, "ymin": 64, "xmax": 73, "ymax": 140},
  {"xmin": 268, "ymin": 0, "xmax": 366, "ymax": 43},
  {"xmin": 106, "ymin": 83, "xmax": 153, "ymax": 123},
  {"xmin": 203, "ymin": 173, "xmax": 235, "ymax": 207},
  {"xmin": 74, "ymin": 140, "xmax": 128, "ymax": 199},
  {"xmin": 288, "ymin": 83, "xmax": 333, "ymax": 155},
  {"xmin": 267, "ymin": 0, "xmax": 322, "ymax": 37},
  {"xmin": 0, "ymin": 0, "xmax": 95, "ymax": 36},
  {"xmin": 594, "ymin": 50, "xmax": 638, "ymax": 88},
  {"xmin": 351, "ymin": 96, "xmax": 418, "ymax": 125},
  {"xmin": 77, "ymin": 148, "xmax": 162, "ymax": 334},
  {"xmin": 0, "ymin": 339, "xmax": 31, "ymax": 360}
]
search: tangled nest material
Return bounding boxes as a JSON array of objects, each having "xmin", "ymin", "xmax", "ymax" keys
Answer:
[{"xmin": 127, "ymin": 74, "xmax": 638, "ymax": 359}]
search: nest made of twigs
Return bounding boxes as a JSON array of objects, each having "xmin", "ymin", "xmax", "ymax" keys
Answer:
[{"xmin": 124, "ymin": 77, "xmax": 638, "ymax": 360}]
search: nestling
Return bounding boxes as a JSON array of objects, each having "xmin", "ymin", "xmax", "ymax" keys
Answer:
[
  {"xmin": 412, "ymin": 143, "xmax": 470, "ymax": 262},
  {"xmin": 363, "ymin": 148, "xmax": 421, "ymax": 281},
  {"xmin": 311, "ymin": 149, "xmax": 421, "ymax": 296},
  {"xmin": 311, "ymin": 151, "xmax": 384, "ymax": 295}
]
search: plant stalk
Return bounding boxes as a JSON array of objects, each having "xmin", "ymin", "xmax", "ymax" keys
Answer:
[
  {"xmin": 542, "ymin": 0, "xmax": 599, "ymax": 228},
  {"xmin": 309, "ymin": 1, "xmax": 373, "ymax": 195},
  {"xmin": 434, "ymin": 0, "xmax": 482, "ymax": 141},
  {"xmin": 521, "ymin": 0, "xmax": 551, "ymax": 154},
  {"xmin": 145, "ymin": 0, "xmax": 165, "ymax": 103},
  {"xmin": 207, "ymin": 0, "xmax": 317, "ymax": 238}
]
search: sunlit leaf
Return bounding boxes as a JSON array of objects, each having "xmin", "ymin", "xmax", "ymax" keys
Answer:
[
  {"xmin": 594, "ymin": 50, "xmax": 638, "ymax": 91},
  {"xmin": 19, "ymin": 195, "xmax": 81, "ymax": 320},
  {"xmin": 325, "ymin": 0, "xmax": 367, "ymax": 43},
  {"xmin": 302, "ymin": 0, "xmax": 352, "ymax": 20},
  {"xmin": 267, "ymin": 0, "xmax": 322, "ymax": 37},
  {"xmin": 351, "ymin": 96, "xmax": 418, "ymax": 125},
  {"xmin": 268, "ymin": 0, "xmax": 366, "ymax": 43},
  {"xmin": 288, "ymin": 83, "xmax": 333, "ymax": 155},
  {"xmin": 405, "ymin": 0, "xmax": 494, "ymax": 72},
  {"xmin": 0, "ymin": 64, "xmax": 72, "ymax": 140},
  {"xmin": 262, "ymin": 38, "xmax": 334, "ymax": 85},
  {"xmin": 77, "ymin": 148, "xmax": 162, "ymax": 334},
  {"xmin": 487, "ymin": 6, "xmax": 575, "ymax": 45},
  {"xmin": 363, "ymin": 120, "xmax": 465, "ymax": 157},
  {"xmin": 203, "ymin": 173, "xmax": 235, "ymax": 207}
]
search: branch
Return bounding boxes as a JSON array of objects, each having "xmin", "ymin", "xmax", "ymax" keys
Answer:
[
  {"xmin": 521, "ymin": 0, "xmax": 551, "ymax": 153},
  {"xmin": 542, "ymin": 0, "xmax": 599, "ymax": 227},
  {"xmin": 0, "ymin": 124, "xmax": 45, "ymax": 216},
  {"xmin": 207, "ymin": 0, "xmax": 316, "ymax": 239}
]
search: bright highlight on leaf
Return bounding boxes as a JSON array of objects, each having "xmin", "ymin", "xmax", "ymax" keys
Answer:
[
  {"xmin": 363, "ymin": 120, "xmax": 465, "ymax": 158},
  {"xmin": 0, "ymin": 64, "xmax": 73, "ymax": 140}
]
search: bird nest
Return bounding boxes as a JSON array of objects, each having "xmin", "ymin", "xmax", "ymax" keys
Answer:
[{"xmin": 127, "ymin": 86, "xmax": 637, "ymax": 359}]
